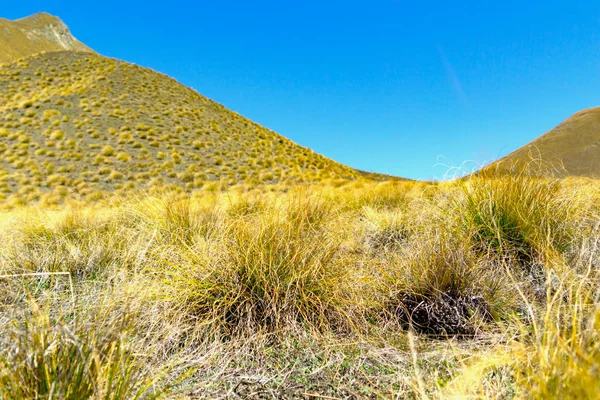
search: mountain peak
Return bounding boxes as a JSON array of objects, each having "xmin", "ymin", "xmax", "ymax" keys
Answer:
[
  {"xmin": 17, "ymin": 12, "xmax": 63, "ymax": 26},
  {"xmin": 0, "ymin": 12, "xmax": 93, "ymax": 64}
]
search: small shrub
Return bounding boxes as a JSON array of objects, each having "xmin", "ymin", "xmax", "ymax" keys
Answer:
[{"xmin": 101, "ymin": 145, "xmax": 116, "ymax": 156}]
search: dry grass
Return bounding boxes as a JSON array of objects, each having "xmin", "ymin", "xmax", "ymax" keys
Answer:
[{"xmin": 0, "ymin": 174, "xmax": 598, "ymax": 398}]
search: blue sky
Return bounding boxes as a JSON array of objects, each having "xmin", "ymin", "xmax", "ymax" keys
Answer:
[{"xmin": 4, "ymin": 1, "xmax": 600, "ymax": 180}]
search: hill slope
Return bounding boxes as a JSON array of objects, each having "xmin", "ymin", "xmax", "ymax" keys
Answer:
[
  {"xmin": 0, "ymin": 51, "xmax": 376, "ymax": 204},
  {"xmin": 0, "ymin": 13, "xmax": 93, "ymax": 65},
  {"xmin": 484, "ymin": 107, "xmax": 600, "ymax": 177}
]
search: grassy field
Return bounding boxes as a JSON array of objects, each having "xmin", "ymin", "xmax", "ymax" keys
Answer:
[{"xmin": 1, "ymin": 172, "xmax": 599, "ymax": 399}]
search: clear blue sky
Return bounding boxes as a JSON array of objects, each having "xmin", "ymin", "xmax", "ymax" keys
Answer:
[{"xmin": 4, "ymin": 1, "xmax": 600, "ymax": 180}]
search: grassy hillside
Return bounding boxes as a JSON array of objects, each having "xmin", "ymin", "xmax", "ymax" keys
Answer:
[
  {"xmin": 0, "ymin": 51, "xmax": 398, "ymax": 206},
  {"xmin": 485, "ymin": 106, "xmax": 600, "ymax": 177},
  {"xmin": 0, "ymin": 13, "xmax": 92, "ymax": 65}
]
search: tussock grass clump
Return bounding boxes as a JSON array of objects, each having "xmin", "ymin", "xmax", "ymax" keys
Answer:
[
  {"xmin": 0, "ymin": 302, "xmax": 170, "ymax": 400},
  {"xmin": 379, "ymin": 234, "xmax": 505, "ymax": 336},
  {"xmin": 455, "ymin": 174, "xmax": 578, "ymax": 272},
  {"xmin": 225, "ymin": 196, "xmax": 267, "ymax": 218},
  {"xmin": 444, "ymin": 236, "xmax": 600, "ymax": 399},
  {"xmin": 511, "ymin": 232, "xmax": 600, "ymax": 399},
  {"xmin": 517, "ymin": 289, "xmax": 600, "ymax": 398},
  {"xmin": 129, "ymin": 194, "xmax": 223, "ymax": 246},
  {"xmin": 284, "ymin": 192, "xmax": 335, "ymax": 229},
  {"xmin": 360, "ymin": 206, "xmax": 411, "ymax": 252},
  {"xmin": 324, "ymin": 180, "xmax": 420, "ymax": 212},
  {"xmin": 6, "ymin": 209, "xmax": 136, "ymax": 280},
  {"xmin": 156, "ymin": 200, "xmax": 356, "ymax": 336}
]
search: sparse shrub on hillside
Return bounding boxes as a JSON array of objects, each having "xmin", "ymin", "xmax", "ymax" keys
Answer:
[
  {"xmin": 50, "ymin": 130, "xmax": 65, "ymax": 140},
  {"xmin": 101, "ymin": 145, "xmax": 115, "ymax": 156},
  {"xmin": 116, "ymin": 152, "xmax": 130, "ymax": 162}
]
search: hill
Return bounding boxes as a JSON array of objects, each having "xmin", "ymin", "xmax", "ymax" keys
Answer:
[
  {"xmin": 0, "ymin": 13, "xmax": 93, "ymax": 64},
  {"xmin": 483, "ymin": 107, "xmax": 600, "ymax": 177},
  {"xmin": 0, "ymin": 51, "xmax": 386, "ymax": 205}
]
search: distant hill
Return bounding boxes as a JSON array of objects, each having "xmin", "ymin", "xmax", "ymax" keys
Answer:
[
  {"xmin": 0, "ymin": 51, "xmax": 396, "ymax": 205},
  {"xmin": 0, "ymin": 13, "xmax": 93, "ymax": 64},
  {"xmin": 483, "ymin": 107, "xmax": 600, "ymax": 178}
]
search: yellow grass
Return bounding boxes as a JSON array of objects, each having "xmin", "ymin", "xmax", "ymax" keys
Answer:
[{"xmin": 0, "ymin": 174, "xmax": 598, "ymax": 398}]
